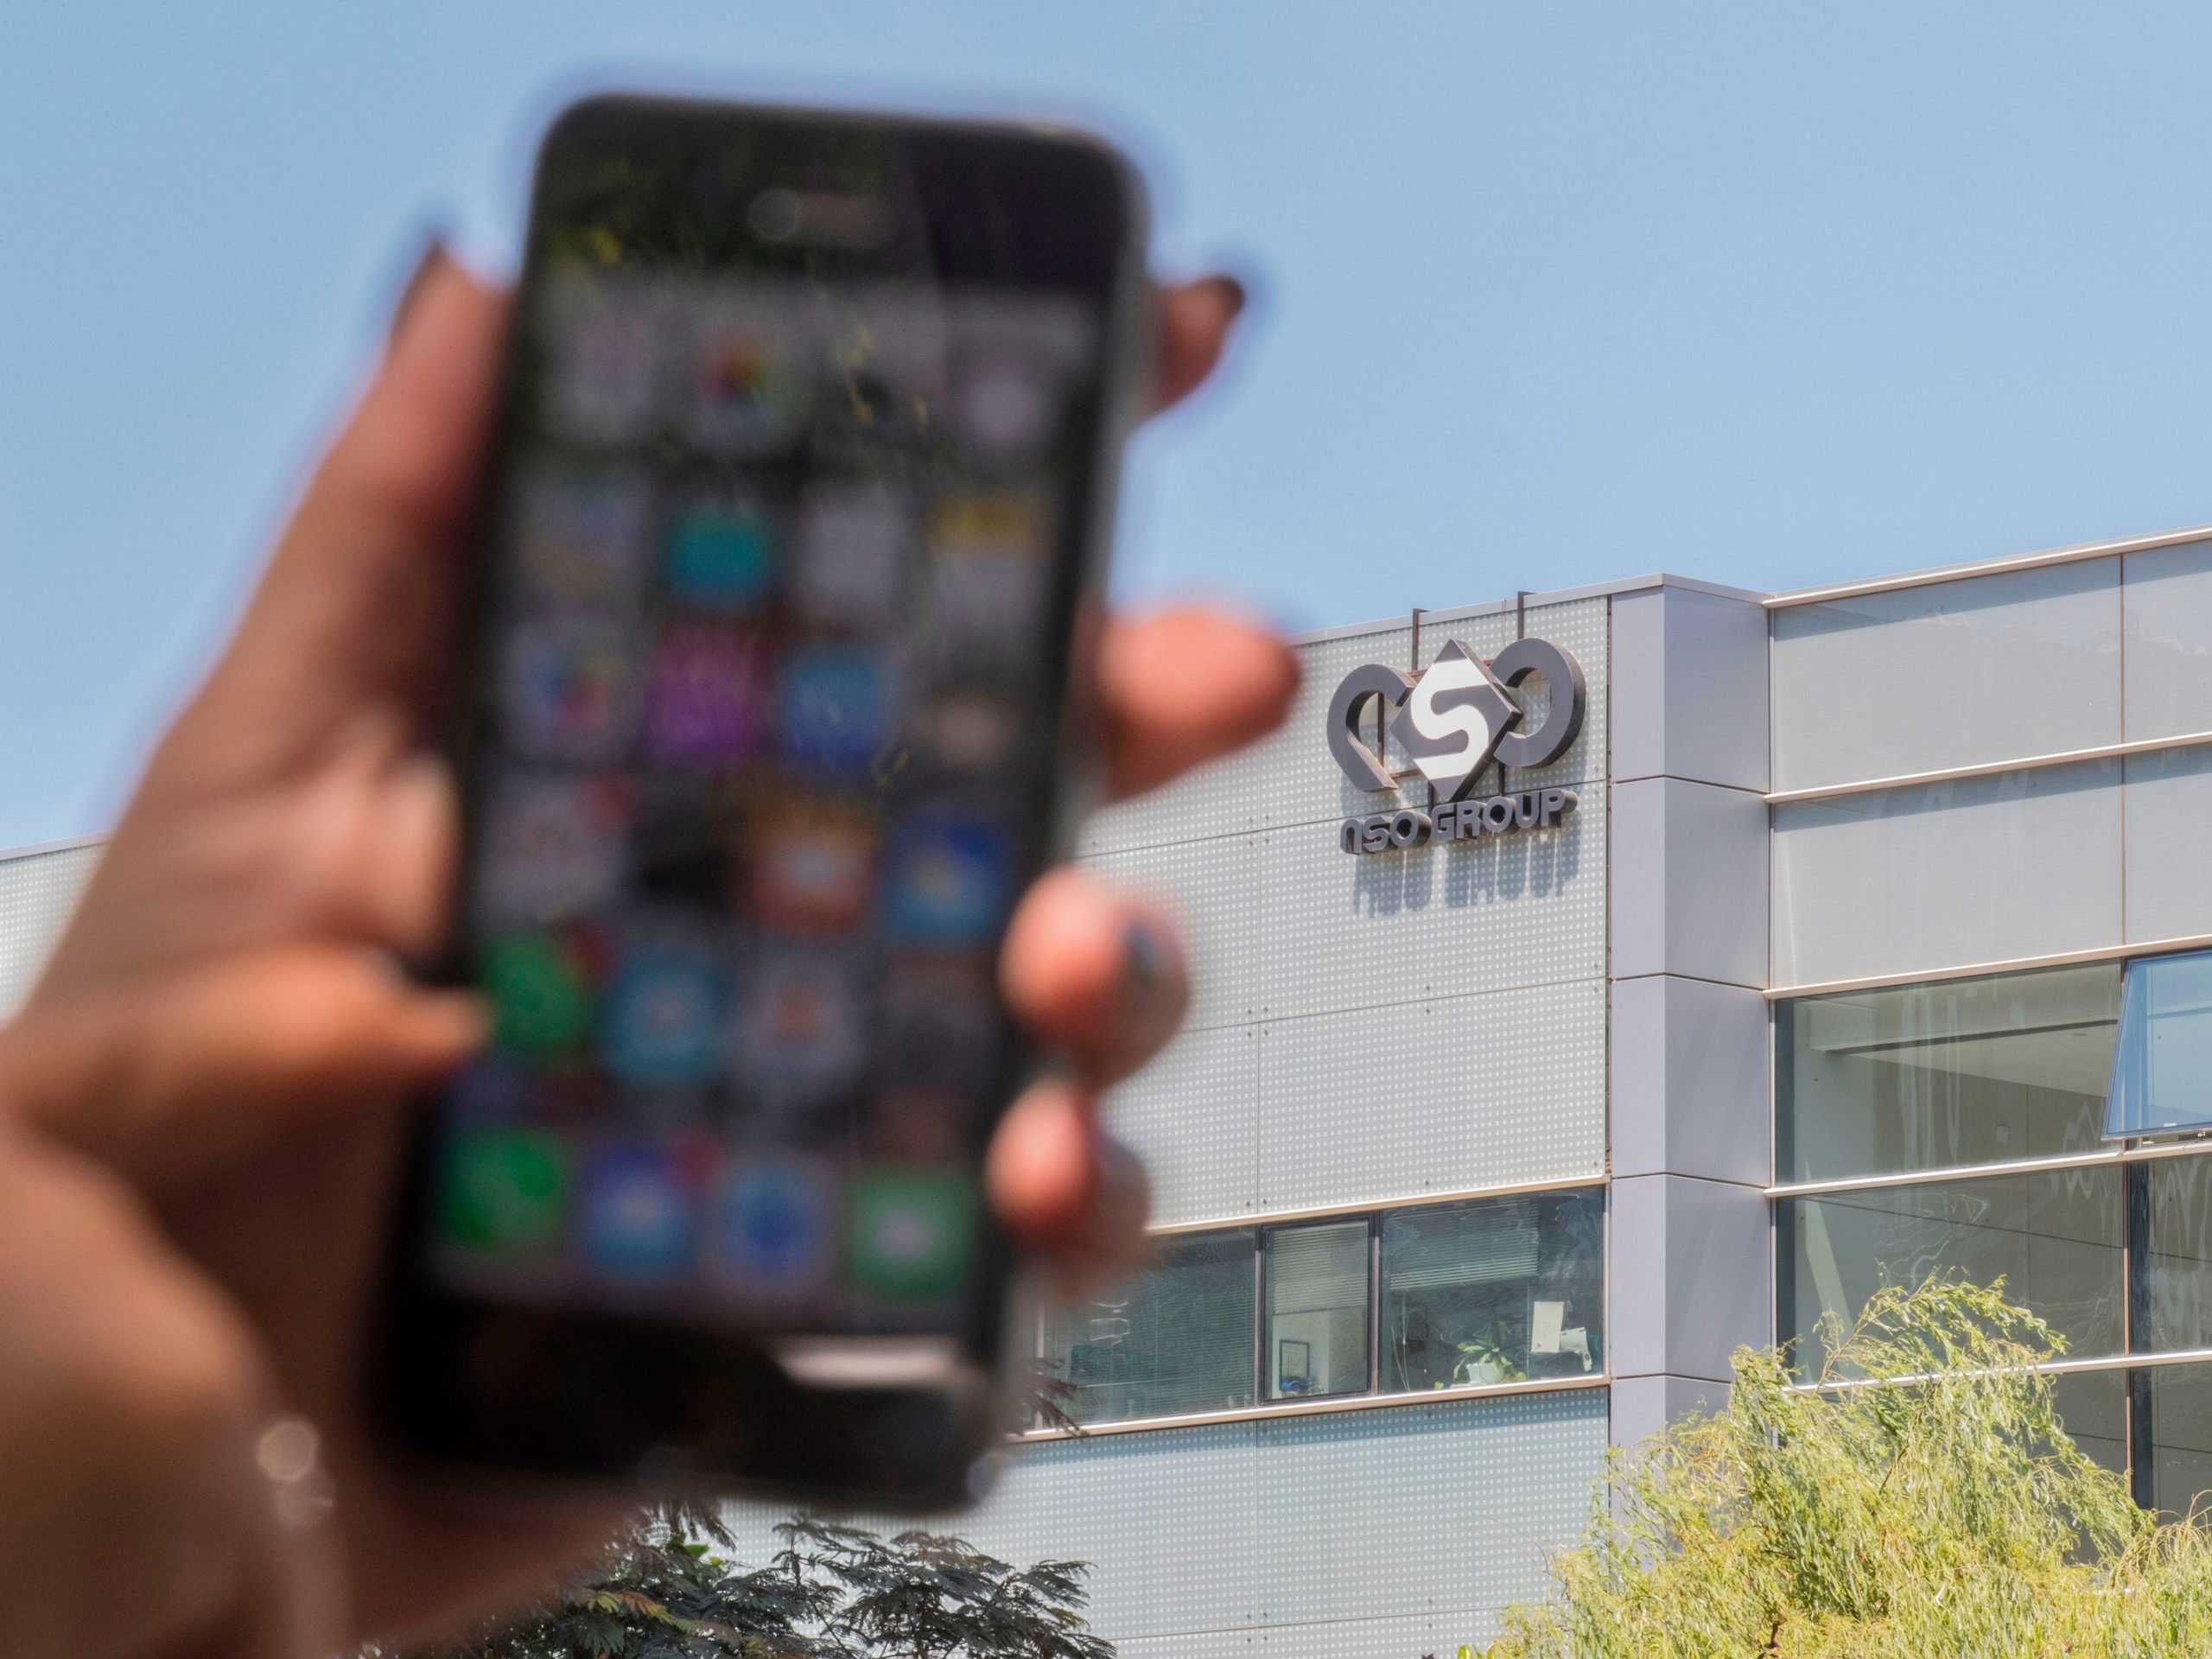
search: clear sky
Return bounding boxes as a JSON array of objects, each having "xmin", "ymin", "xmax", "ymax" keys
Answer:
[{"xmin": 8, "ymin": 1, "xmax": 2212, "ymax": 848}]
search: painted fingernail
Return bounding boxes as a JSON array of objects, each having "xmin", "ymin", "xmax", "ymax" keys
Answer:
[
  {"xmin": 387, "ymin": 232, "xmax": 451, "ymax": 346},
  {"xmin": 1117, "ymin": 916, "xmax": 1186, "ymax": 1056}
]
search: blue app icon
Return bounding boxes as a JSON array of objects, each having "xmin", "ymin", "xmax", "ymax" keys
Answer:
[
  {"xmin": 716, "ymin": 1159, "xmax": 834, "ymax": 1294},
  {"xmin": 880, "ymin": 815, "xmax": 1013, "ymax": 947},
  {"xmin": 778, "ymin": 646, "xmax": 893, "ymax": 775},
  {"xmin": 664, "ymin": 500, "xmax": 777, "ymax": 610},
  {"xmin": 578, "ymin": 1142, "xmax": 696, "ymax": 1279},
  {"xmin": 600, "ymin": 940, "xmax": 726, "ymax": 1084}
]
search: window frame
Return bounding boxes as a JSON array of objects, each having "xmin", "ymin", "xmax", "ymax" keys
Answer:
[{"xmin": 1020, "ymin": 1182, "xmax": 1610, "ymax": 1440}]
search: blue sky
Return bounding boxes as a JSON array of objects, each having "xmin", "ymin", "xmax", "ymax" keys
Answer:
[{"xmin": 8, "ymin": 2, "xmax": 2212, "ymax": 847}]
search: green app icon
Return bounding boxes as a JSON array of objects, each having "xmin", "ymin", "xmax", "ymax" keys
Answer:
[
  {"xmin": 849, "ymin": 1168, "xmax": 976, "ymax": 1304},
  {"xmin": 440, "ymin": 1128, "xmax": 572, "ymax": 1257},
  {"xmin": 481, "ymin": 931, "xmax": 592, "ymax": 1058}
]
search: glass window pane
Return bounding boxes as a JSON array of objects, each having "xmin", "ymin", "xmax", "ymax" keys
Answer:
[
  {"xmin": 1266, "ymin": 1220, "xmax": 1369, "ymax": 1401},
  {"xmin": 2141, "ymin": 1154, "xmax": 2212, "ymax": 1350},
  {"xmin": 2106, "ymin": 950, "xmax": 2212, "ymax": 1139},
  {"xmin": 1039, "ymin": 1228, "xmax": 1255, "ymax": 1426},
  {"xmin": 1778, "ymin": 964, "xmax": 2120, "ymax": 1185},
  {"xmin": 1778, "ymin": 1166, "xmax": 2123, "ymax": 1376},
  {"xmin": 2145, "ymin": 1364, "xmax": 2212, "ymax": 1517},
  {"xmin": 2050, "ymin": 1368, "xmax": 2129, "ymax": 1480},
  {"xmin": 1382, "ymin": 1189, "xmax": 1604, "ymax": 1392}
]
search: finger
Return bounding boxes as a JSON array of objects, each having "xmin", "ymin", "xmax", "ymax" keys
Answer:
[
  {"xmin": 1001, "ymin": 870, "xmax": 1186, "ymax": 1086},
  {"xmin": 986, "ymin": 1080, "xmax": 1149, "ymax": 1294},
  {"xmin": 204, "ymin": 253, "xmax": 508, "ymax": 740},
  {"xmin": 0, "ymin": 1135, "xmax": 318, "ymax": 1659},
  {"xmin": 1099, "ymin": 607, "xmax": 1300, "ymax": 798},
  {"xmin": 1152, "ymin": 276, "xmax": 1247, "ymax": 413},
  {"xmin": 0, "ymin": 946, "xmax": 483, "ymax": 1189}
]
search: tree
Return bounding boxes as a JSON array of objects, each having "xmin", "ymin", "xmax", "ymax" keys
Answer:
[
  {"xmin": 1479, "ymin": 1278, "xmax": 2212, "ymax": 1658},
  {"xmin": 418, "ymin": 1503, "xmax": 1111, "ymax": 1659}
]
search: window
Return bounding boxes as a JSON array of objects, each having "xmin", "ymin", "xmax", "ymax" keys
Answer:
[
  {"xmin": 2106, "ymin": 948, "xmax": 2212, "ymax": 1140},
  {"xmin": 1382, "ymin": 1191, "xmax": 1603, "ymax": 1390},
  {"xmin": 1778, "ymin": 957, "xmax": 2212, "ymax": 1511},
  {"xmin": 1030, "ymin": 1185, "xmax": 1605, "ymax": 1431},
  {"xmin": 1777, "ymin": 963, "xmax": 2120, "ymax": 1186},
  {"xmin": 1777, "ymin": 1167, "xmax": 2123, "ymax": 1376},
  {"xmin": 1040, "ymin": 1228, "xmax": 1255, "ymax": 1427},
  {"xmin": 1265, "ymin": 1221, "xmax": 1370, "ymax": 1400}
]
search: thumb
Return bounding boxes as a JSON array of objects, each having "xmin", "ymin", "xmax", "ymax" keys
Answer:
[{"xmin": 0, "ymin": 945, "xmax": 483, "ymax": 1188}]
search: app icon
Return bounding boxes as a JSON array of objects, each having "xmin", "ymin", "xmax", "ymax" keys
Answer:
[
  {"xmin": 747, "ymin": 802, "xmax": 877, "ymax": 936},
  {"xmin": 880, "ymin": 815, "xmax": 1013, "ymax": 947},
  {"xmin": 912, "ymin": 690, "xmax": 1020, "ymax": 773},
  {"xmin": 481, "ymin": 930, "xmax": 596, "ymax": 1061},
  {"xmin": 791, "ymin": 480, "xmax": 912, "ymax": 626},
  {"xmin": 644, "ymin": 626, "xmax": 766, "ymax": 764},
  {"xmin": 685, "ymin": 321, "xmax": 810, "ymax": 455},
  {"xmin": 500, "ymin": 615, "xmax": 640, "ymax": 763},
  {"xmin": 438, "ymin": 1128, "xmax": 572, "ymax": 1259},
  {"xmin": 924, "ymin": 494, "xmax": 1052, "ymax": 660},
  {"xmin": 948, "ymin": 340, "xmax": 1065, "ymax": 466},
  {"xmin": 576, "ymin": 1141, "xmax": 698, "ymax": 1280},
  {"xmin": 778, "ymin": 646, "xmax": 894, "ymax": 775},
  {"xmin": 849, "ymin": 1168, "xmax": 976, "ymax": 1304},
  {"xmin": 733, "ymin": 953, "xmax": 867, "ymax": 1105},
  {"xmin": 715, "ymin": 1158, "xmax": 836, "ymax": 1295},
  {"xmin": 600, "ymin": 937, "xmax": 727, "ymax": 1085},
  {"xmin": 543, "ymin": 290, "xmax": 664, "ymax": 446},
  {"xmin": 664, "ymin": 496, "xmax": 778, "ymax": 611},
  {"xmin": 475, "ymin": 772, "xmax": 631, "ymax": 929},
  {"xmin": 512, "ymin": 469, "xmax": 652, "ymax": 605}
]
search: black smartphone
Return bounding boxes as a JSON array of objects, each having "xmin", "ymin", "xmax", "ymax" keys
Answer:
[{"xmin": 374, "ymin": 94, "xmax": 1148, "ymax": 1507}]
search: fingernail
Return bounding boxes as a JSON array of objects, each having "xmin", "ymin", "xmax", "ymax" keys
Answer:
[
  {"xmin": 387, "ymin": 232, "xmax": 451, "ymax": 346},
  {"xmin": 1117, "ymin": 916, "xmax": 1185, "ymax": 1055},
  {"xmin": 1210, "ymin": 273, "xmax": 1249, "ymax": 318}
]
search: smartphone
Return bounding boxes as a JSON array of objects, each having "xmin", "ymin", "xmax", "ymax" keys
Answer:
[{"xmin": 374, "ymin": 94, "xmax": 1148, "ymax": 1507}]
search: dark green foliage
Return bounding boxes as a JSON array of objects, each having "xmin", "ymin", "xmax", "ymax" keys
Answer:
[{"xmin": 417, "ymin": 1503, "xmax": 1110, "ymax": 1659}]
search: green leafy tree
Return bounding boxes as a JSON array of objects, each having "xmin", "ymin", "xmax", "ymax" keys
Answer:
[
  {"xmin": 417, "ymin": 1503, "xmax": 1110, "ymax": 1659},
  {"xmin": 1480, "ymin": 1278, "xmax": 2212, "ymax": 1658}
]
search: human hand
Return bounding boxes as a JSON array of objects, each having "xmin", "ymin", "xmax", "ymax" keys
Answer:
[
  {"xmin": 22, "ymin": 251, "xmax": 1294, "ymax": 1649},
  {"xmin": 0, "ymin": 1115, "xmax": 340, "ymax": 1659}
]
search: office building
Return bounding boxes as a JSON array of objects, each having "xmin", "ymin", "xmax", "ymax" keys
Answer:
[{"xmin": 10, "ymin": 523, "xmax": 2212, "ymax": 1653}]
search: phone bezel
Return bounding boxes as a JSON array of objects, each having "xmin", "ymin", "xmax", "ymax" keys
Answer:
[{"xmin": 372, "ymin": 92, "xmax": 1151, "ymax": 1508}]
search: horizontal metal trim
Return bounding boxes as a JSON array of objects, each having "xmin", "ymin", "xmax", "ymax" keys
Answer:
[
  {"xmin": 1771, "ymin": 1136, "xmax": 2212, "ymax": 1199},
  {"xmin": 1764, "ymin": 931, "xmax": 2212, "ymax": 1001},
  {"xmin": 1791, "ymin": 1347, "xmax": 2212, "ymax": 1395},
  {"xmin": 1287, "ymin": 571, "xmax": 1764, "ymax": 648},
  {"xmin": 0, "ymin": 831, "xmax": 108, "ymax": 864},
  {"xmin": 1765, "ymin": 728, "xmax": 2212, "ymax": 807},
  {"xmin": 1013, "ymin": 1370, "xmax": 1611, "ymax": 1442},
  {"xmin": 1763, "ymin": 521, "xmax": 2212, "ymax": 611},
  {"xmin": 1145, "ymin": 1173, "xmax": 1609, "ymax": 1236}
]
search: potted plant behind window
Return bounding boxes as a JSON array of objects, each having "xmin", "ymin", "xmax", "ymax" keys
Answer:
[{"xmin": 1452, "ymin": 1320, "xmax": 1525, "ymax": 1387}]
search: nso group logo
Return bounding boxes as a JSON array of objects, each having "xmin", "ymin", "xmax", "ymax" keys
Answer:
[{"xmin": 1326, "ymin": 637, "xmax": 1586, "ymax": 857}]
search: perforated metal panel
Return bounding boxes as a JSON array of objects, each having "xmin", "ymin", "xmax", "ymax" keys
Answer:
[
  {"xmin": 1104, "ymin": 1023, "xmax": 1259, "ymax": 1225},
  {"xmin": 1080, "ymin": 598, "xmax": 1610, "ymax": 859},
  {"xmin": 0, "ymin": 842, "xmax": 99, "ymax": 1020},
  {"xmin": 1094, "ymin": 785, "xmax": 1605, "ymax": 1039},
  {"xmin": 1254, "ymin": 1392, "xmax": 1602, "ymax": 1630},
  {"xmin": 1255, "ymin": 978, "xmax": 1607, "ymax": 1211},
  {"xmin": 717, "ymin": 1388, "xmax": 1604, "ymax": 1652}
]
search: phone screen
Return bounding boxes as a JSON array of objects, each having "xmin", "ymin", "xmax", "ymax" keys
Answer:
[{"xmin": 409, "ymin": 101, "xmax": 1135, "ymax": 1376}]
